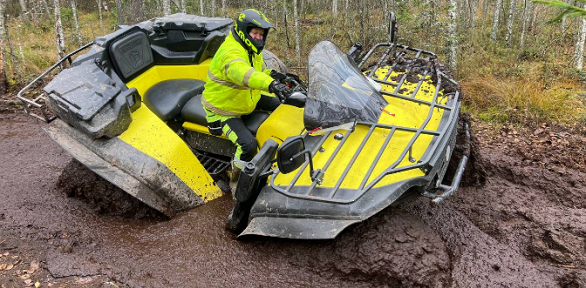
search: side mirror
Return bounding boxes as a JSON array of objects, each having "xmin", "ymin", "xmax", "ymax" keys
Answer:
[
  {"xmin": 276, "ymin": 136, "xmax": 307, "ymax": 174},
  {"xmin": 276, "ymin": 136, "xmax": 324, "ymax": 184}
]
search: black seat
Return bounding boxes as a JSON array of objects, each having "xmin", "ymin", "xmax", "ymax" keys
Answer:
[
  {"xmin": 182, "ymin": 95, "xmax": 270, "ymax": 136},
  {"xmin": 143, "ymin": 79, "xmax": 205, "ymax": 122}
]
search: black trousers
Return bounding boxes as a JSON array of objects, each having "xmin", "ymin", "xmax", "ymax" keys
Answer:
[{"xmin": 222, "ymin": 95, "xmax": 280, "ymax": 168}]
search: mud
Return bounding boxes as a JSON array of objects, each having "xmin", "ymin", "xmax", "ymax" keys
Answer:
[{"xmin": 2, "ymin": 112, "xmax": 586, "ymax": 288}]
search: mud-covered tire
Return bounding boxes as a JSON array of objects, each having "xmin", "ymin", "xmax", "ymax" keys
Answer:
[{"xmin": 263, "ymin": 49, "xmax": 289, "ymax": 73}]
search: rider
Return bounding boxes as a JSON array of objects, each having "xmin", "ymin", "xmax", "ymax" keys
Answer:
[{"xmin": 201, "ymin": 9, "xmax": 294, "ymax": 192}]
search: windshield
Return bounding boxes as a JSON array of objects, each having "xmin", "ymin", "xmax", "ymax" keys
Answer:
[{"xmin": 304, "ymin": 41, "xmax": 387, "ymax": 130}]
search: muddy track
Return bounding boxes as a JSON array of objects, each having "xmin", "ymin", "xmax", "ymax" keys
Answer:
[{"xmin": 1, "ymin": 112, "xmax": 585, "ymax": 288}]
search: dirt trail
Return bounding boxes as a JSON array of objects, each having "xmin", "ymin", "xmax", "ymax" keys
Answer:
[{"xmin": 1, "ymin": 112, "xmax": 585, "ymax": 288}]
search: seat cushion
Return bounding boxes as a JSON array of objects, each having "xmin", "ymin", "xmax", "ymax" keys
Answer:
[
  {"xmin": 182, "ymin": 96, "xmax": 270, "ymax": 136},
  {"xmin": 143, "ymin": 79, "xmax": 205, "ymax": 122},
  {"xmin": 241, "ymin": 111, "xmax": 270, "ymax": 136},
  {"xmin": 181, "ymin": 94, "xmax": 208, "ymax": 126}
]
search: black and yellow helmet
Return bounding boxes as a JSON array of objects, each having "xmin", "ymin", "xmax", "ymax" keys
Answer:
[{"xmin": 233, "ymin": 9, "xmax": 274, "ymax": 54}]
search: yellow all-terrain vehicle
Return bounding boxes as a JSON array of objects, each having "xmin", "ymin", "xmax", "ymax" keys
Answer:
[{"xmin": 18, "ymin": 13, "xmax": 467, "ymax": 239}]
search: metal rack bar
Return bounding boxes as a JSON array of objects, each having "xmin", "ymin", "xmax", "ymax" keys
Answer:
[
  {"xmin": 328, "ymin": 124, "xmax": 376, "ymax": 198},
  {"xmin": 283, "ymin": 132, "xmax": 332, "ymax": 192}
]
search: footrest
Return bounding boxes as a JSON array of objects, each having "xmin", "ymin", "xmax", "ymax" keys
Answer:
[{"xmin": 194, "ymin": 151, "xmax": 230, "ymax": 177}]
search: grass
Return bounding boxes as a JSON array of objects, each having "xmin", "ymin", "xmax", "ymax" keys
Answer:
[{"xmin": 2, "ymin": 7, "xmax": 586, "ymax": 131}]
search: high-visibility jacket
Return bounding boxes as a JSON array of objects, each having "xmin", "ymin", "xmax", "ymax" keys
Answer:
[{"xmin": 202, "ymin": 30, "xmax": 275, "ymax": 117}]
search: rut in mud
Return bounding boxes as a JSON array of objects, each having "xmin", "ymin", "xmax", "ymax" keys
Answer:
[{"xmin": 1, "ymin": 112, "xmax": 586, "ymax": 287}]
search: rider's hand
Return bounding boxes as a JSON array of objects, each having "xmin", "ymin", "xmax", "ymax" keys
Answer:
[
  {"xmin": 269, "ymin": 80, "xmax": 293, "ymax": 102},
  {"xmin": 270, "ymin": 70, "xmax": 301, "ymax": 88}
]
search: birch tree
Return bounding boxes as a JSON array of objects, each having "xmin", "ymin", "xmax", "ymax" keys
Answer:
[
  {"xmin": 520, "ymin": 0, "xmax": 532, "ymax": 48},
  {"xmin": 332, "ymin": 0, "xmax": 338, "ymax": 17},
  {"xmin": 115, "ymin": 0, "xmax": 123, "ymax": 26},
  {"xmin": 6, "ymin": 21, "xmax": 21, "ymax": 76},
  {"xmin": 71, "ymin": 0, "xmax": 82, "ymax": 45},
  {"xmin": 19, "ymin": 0, "xmax": 29, "ymax": 21},
  {"xmin": 200, "ymin": 0, "xmax": 203, "ymax": 15},
  {"xmin": 163, "ymin": 0, "xmax": 170, "ymax": 16},
  {"xmin": 469, "ymin": 0, "xmax": 478, "ymax": 29},
  {"xmin": 294, "ymin": 0, "xmax": 300, "ymax": 65},
  {"xmin": 574, "ymin": 4, "xmax": 586, "ymax": 69},
  {"xmin": 181, "ymin": 0, "xmax": 186, "ymax": 13},
  {"xmin": 212, "ymin": 0, "xmax": 216, "ymax": 17},
  {"xmin": 41, "ymin": 0, "xmax": 51, "ymax": 20},
  {"xmin": 491, "ymin": 0, "xmax": 503, "ymax": 41},
  {"xmin": 0, "ymin": 0, "xmax": 6, "ymax": 93},
  {"xmin": 96, "ymin": 0, "xmax": 103, "ymax": 29},
  {"xmin": 505, "ymin": 0, "xmax": 517, "ymax": 47},
  {"xmin": 447, "ymin": 0, "xmax": 459, "ymax": 73},
  {"xmin": 53, "ymin": 0, "xmax": 65, "ymax": 60}
]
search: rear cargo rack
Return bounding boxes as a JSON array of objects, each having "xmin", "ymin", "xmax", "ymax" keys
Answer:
[
  {"xmin": 16, "ymin": 42, "xmax": 93, "ymax": 122},
  {"xmin": 271, "ymin": 42, "xmax": 461, "ymax": 204}
]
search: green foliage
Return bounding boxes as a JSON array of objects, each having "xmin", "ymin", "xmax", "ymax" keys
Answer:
[{"xmin": 533, "ymin": 0, "xmax": 586, "ymax": 21}]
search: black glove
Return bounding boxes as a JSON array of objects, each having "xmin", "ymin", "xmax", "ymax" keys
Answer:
[
  {"xmin": 269, "ymin": 80, "xmax": 293, "ymax": 102},
  {"xmin": 270, "ymin": 70, "xmax": 301, "ymax": 88}
]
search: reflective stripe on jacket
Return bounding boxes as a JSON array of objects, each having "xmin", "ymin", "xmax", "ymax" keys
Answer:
[{"xmin": 202, "ymin": 31, "xmax": 274, "ymax": 116}]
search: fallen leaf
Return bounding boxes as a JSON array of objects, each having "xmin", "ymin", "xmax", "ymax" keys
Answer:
[
  {"xmin": 28, "ymin": 261, "xmax": 39, "ymax": 274},
  {"xmin": 24, "ymin": 279, "xmax": 32, "ymax": 285},
  {"xmin": 19, "ymin": 274, "xmax": 31, "ymax": 280},
  {"xmin": 0, "ymin": 264, "xmax": 6, "ymax": 270},
  {"xmin": 5, "ymin": 264, "xmax": 13, "ymax": 270},
  {"xmin": 35, "ymin": 281, "xmax": 41, "ymax": 288},
  {"xmin": 2, "ymin": 252, "xmax": 9, "ymax": 257}
]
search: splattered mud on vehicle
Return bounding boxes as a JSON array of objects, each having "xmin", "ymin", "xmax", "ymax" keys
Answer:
[{"xmin": 1, "ymin": 111, "xmax": 585, "ymax": 287}]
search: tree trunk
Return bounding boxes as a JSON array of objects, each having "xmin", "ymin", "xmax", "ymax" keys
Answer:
[
  {"xmin": 482, "ymin": 0, "xmax": 490, "ymax": 30},
  {"xmin": 505, "ymin": 0, "xmax": 516, "ymax": 47},
  {"xmin": 181, "ymin": 0, "xmax": 186, "ymax": 13},
  {"xmin": 41, "ymin": 0, "xmax": 51, "ymax": 20},
  {"xmin": 332, "ymin": 0, "xmax": 337, "ymax": 17},
  {"xmin": 520, "ymin": 0, "xmax": 531, "ymax": 48},
  {"xmin": 17, "ymin": 18, "xmax": 24, "ymax": 62},
  {"xmin": 423, "ymin": 0, "xmax": 432, "ymax": 28},
  {"xmin": 53, "ymin": 0, "xmax": 65, "ymax": 61},
  {"xmin": 0, "ymin": 0, "xmax": 6, "ymax": 93},
  {"xmin": 115, "ymin": 0, "xmax": 123, "ymax": 26},
  {"xmin": 71, "ymin": 0, "xmax": 82, "ymax": 45},
  {"xmin": 574, "ymin": 4, "xmax": 586, "ymax": 69},
  {"xmin": 19, "ymin": 0, "xmax": 29, "ymax": 21},
  {"xmin": 293, "ymin": 0, "xmax": 300, "ymax": 65},
  {"xmin": 491, "ymin": 0, "xmax": 502, "ymax": 41},
  {"xmin": 96, "ymin": 0, "xmax": 103, "ymax": 29},
  {"xmin": 200, "ymin": 0, "xmax": 203, "ymax": 15},
  {"xmin": 222, "ymin": 0, "xmax": 226, "ymax": 17},
  {"xmin": 360, "ymin": 0, "xmax": 365, "ymax": 45},
  {"xmin": 163, "ymin": 0, "xmax": 170, "ymax": 15},
  {"xmin": 470, "ymin": 0, "xmax": 478, "ymax": 29},
  {"xmin": 130, "ymin": 0, "xmax": 143, "ymax": 23},
  {"xmin": 6, "ymin": 21, "xmax": 21, "ymax": 77},
  {"xmin": 447, "ymin": 0, "xmax": 458, "ymax": 74}
]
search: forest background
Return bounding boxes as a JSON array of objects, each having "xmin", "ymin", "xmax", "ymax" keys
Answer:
[{"xmin": 0, "ymin": 0, "xmax": 585, "ymax": 130}]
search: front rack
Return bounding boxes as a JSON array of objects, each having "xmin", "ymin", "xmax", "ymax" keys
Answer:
[
  {"xmin": 270, "ymin": 42, "xmax": 461, "ymax": 204},
  {"xmin": 16, "ymin": 42, "xmax": 93, "ymax": 122}
]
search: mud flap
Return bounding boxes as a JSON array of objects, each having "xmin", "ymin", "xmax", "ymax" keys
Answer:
[
  {"xmin": 43, "ymin": 120, "xmax": 207, "ymax": 217},
  {"xmin": 226, "ymin": 139, "xmax": 278, "ymax": 234},
  {"xmin": 241, "ymin": 217, "xmax": 359, "ymax": 240},
  {"xmin": 44, "ymin": 124, "xmax": 175, "ymax": 217}
]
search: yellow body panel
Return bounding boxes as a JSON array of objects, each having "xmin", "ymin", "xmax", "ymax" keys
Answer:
[
  {"xmin": 274, "ymin": 66, "xmax": 447, "ymax": 189},
  {"xmin": 120, "ymin": 74, "xmax": 222, "ymax": 202},
  {"xmin": 127, "ymin": 61, "xmax": 211, "ymax": 99},
  {"xmin": 256, "ymin": 104, "xmax": 305, "ymax": 146}
]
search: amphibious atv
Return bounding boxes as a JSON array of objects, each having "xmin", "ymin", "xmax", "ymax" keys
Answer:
[{"xmin": 18, "ymin": 13, "xmax": 467, "ymax": 239}]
